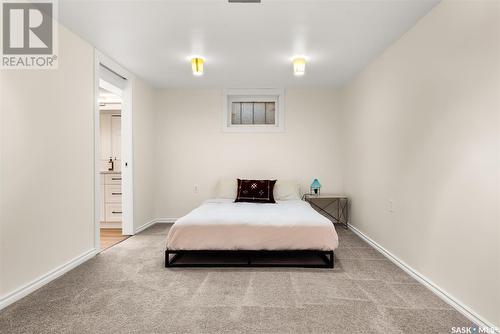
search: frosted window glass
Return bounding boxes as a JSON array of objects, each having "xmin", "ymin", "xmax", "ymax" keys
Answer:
[
  {"xmin": 241, "ymin": 103, "xmax": 254, "ymax": 124},
  {"xmin": 231, "ymin": 102, "xmax": 241, "ymax": 124},
  {"xmin": 229, "ymin": 101, "xmax": 277, "ymax": 125},
  {"xmin": 266, "ymin": 102, "xmax": 275, "ymax": 124},
  {"xmin": 253, "ymin": 103, "xmax": 266, "ymax": 124}
]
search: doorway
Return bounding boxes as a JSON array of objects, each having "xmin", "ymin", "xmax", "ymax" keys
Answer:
[
  {"xmin": 94, "ymin": 51, "xmax": 134, "ymax": 251},
  {"xmin": 98, "ymin": 85, "xmax": 128, "ymax": 250}
]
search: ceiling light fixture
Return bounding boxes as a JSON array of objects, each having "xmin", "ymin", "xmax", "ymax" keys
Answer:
[
  {"xmin": 191, "ymin": 57, "xmax": 204, "ymax": 76},
  {"xmin": 292, "ymin": 57, "xmax": 306, "ymax": 76}
]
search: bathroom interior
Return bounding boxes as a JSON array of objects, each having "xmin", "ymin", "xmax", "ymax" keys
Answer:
[{"xmin": 98, "ymin": 86, "xmax": 127, "ymax": 250}]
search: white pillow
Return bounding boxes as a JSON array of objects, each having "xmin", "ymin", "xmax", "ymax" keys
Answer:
[
  {"xmin": 215, "ymin": 179, "xmax": 237, "ymax": 199},
  {"xmin": 274, "ymin": 180, "xmax": 300, "ymax": 201}
]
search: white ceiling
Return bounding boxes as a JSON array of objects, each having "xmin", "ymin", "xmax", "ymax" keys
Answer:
[{"xmin": 59, "ymin": 0, "xmax": 439, "ymax": 88}]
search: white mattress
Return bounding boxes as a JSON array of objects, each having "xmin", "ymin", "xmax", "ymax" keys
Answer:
[{"xmin": 166, "ymin": 199, "xmax": 339, "ymax": 251}]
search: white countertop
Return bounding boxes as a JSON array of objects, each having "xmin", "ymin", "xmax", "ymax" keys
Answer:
[{"xmin": 100, "ymin": 171, "xmax": 121, "ymax": 174}]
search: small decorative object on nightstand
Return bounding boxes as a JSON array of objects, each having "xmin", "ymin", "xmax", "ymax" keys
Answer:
[
  {"xmin": 310, "ymin": 178, "xmax": 321, "ymax": 196},
  {"xmin": 303, "ymin": 194, "xmax": 349, "ymax": 229}
]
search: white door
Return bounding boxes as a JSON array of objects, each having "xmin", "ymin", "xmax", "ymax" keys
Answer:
[{"xmin": 100, "ymin": 183, "xmax": 105, "ymax": 222}]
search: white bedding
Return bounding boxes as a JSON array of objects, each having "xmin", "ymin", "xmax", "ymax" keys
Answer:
[{"xmin": 166, "ymin": 199, "xmax": 339, "ymax": 251}]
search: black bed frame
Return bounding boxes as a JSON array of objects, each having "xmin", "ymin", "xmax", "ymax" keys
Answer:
[{"xmin": 165, "ymin": 249, "xmax": 334, "ymax": 268}]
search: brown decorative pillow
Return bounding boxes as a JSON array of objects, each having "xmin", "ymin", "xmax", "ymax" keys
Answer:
[{"xmin": 235, "ymin": 179, "xmax": 277, "ymax": 203}]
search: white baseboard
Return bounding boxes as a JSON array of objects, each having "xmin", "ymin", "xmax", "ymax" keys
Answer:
[
  {"xmin": 0, "ymin": 216, "xmax": 175, "ymax": 310},
  {"xmin": 0, "ymin": 218, "xmax": 172, "ymax": 312},
  {"xmin": 154, "ymin": 218, "xmax": 177, "ymax": 224},
  {"xmin": 134, "ymin": 218, "xmax": 176, "ymax": 234},
  {"xmin": 348, "ymin": 224, "xmax": 498, "ymax": 332},
  {"xmin": 134, "ymin": 218, "xmax": 158, "ymax": 234},
  {"xmin": 0, "ymin": 248, "xmax": 97, "ymax": 311}
]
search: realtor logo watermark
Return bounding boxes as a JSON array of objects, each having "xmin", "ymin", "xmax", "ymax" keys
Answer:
[{"xmin": 1, "ymin": 0, "xmax": 58, "ymax": 69}]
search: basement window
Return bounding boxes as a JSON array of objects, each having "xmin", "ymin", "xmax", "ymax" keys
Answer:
[{"xmin": 222, "ymin": 89, "xmax": 285, "ymax": 132}]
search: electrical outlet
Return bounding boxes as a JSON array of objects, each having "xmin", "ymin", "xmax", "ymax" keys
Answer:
[
  {"xmin": 194, "ymin": 185, "xmax": 199, "ymax": 194},
  {"xmin": 388, "ymin": 200, "xmax": 395, "ymax": 213}
]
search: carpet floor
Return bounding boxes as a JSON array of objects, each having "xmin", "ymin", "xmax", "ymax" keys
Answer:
[{"xmin": 0, "ymin": 224, "xmax": 473, "ymax": 333}]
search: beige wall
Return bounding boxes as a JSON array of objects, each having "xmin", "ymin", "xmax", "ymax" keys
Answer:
[
  {"xmin": 132, "ymin": 78, "xmax": 156, "ymax": 230},
  {"xmin": 0, "ymin": 26, "xmax": 157, "ymax": 301},
  {"xmin": 339, "ymin": 0, "xmax": 499, "ymax": 327},
  {"xmin": 1, "ymin": 26, "xmax": 95, "ymax": 294},
  {"xmin": 154, "ymin": 88, "xmax": 343, "ymax": 219}
]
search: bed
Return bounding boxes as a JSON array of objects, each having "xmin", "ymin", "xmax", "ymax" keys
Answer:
[{"xmin": 165, "ymin": 197, "xmax": 339, "ymax": 268}]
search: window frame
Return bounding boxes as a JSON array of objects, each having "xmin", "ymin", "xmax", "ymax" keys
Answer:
[{"xmin": 222, "ymin": 88, "xmax": 285, "ymax": 133}]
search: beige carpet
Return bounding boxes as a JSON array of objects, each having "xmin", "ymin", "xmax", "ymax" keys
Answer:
[{"xmin": 0, "ymin": 224, "xmax": 473, "ymax": 333}]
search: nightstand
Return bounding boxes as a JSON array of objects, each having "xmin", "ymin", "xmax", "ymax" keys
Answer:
[{"xmin": 303, "ymin": 194, "xmax": 349, "ymax": 229}]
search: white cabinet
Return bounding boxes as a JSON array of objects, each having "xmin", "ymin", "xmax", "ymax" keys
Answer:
[
  {"xmin": 100, "ymin": 173, "xmax": 122, "ymax": 225},
  {"xmin": 100, "ymin": 114, "xmax": 112, "ymax": 160},
  {"xmin": 111, "ymin": 115, "xmax": 121, "ymax": 161},
  {"xmin": 105, "ymin": 173, "xmax": 122, "ymax": 185},
  {"xmin": 100, "ymin": 113, "xmax": 122, "ymax": 226},
  {"xmin": 105, "ymin": 203, "xmax": 122, "ymax": 222},
  {"xmin": 105, "ymin": 185, "xmax": 122, "ymax": 203},
  {"xmin": 100, "ymin": 113, "xmax": 121, "ymax": 162}
]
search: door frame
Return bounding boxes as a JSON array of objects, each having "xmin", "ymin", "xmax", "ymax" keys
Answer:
[{"xmin": 94, "ymin": 50, "xmax": 135, "ymax": 251}]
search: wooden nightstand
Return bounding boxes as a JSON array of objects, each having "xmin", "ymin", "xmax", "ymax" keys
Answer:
[{"xmin": 303, "ymin": 194, "xmax": 349, "ymax": 229}]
